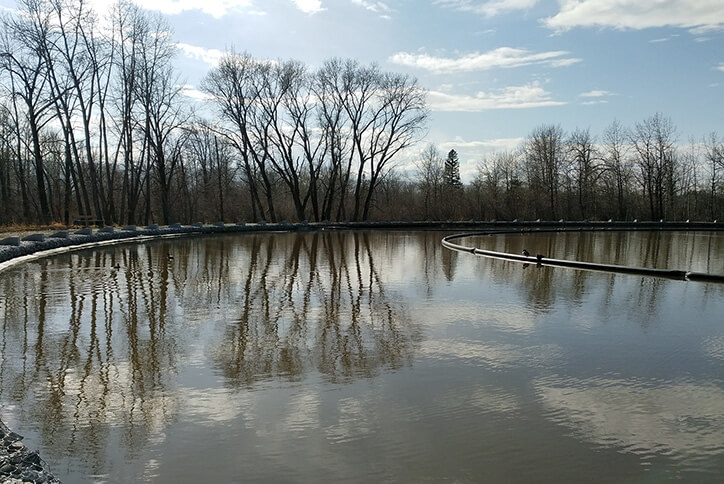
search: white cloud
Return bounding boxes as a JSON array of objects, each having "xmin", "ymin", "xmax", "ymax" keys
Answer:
[
  {"xmin": 291, "ymin": 0, "xmax": 325, "ymax": 14},
  {"xmin": 351, "ymin": 0, "xmax": 392, "ymax": 16},
  {"xmin": 435, "ymin": 0, "xmax": 538, "ymax": 17},
  {"xmin": 180, "ymin": 84, "xmax": 213, "ymax": 100},
  {"xmin": 389, "ymin": 47, "xmax": 581, "ymax": 73},
  {"xmin": 717, "ymin": 64, "xmax": 724, "ymax": 73},
  {"xmin": 427, "ymin": 82, "xmax": 566, "ymax": 111},
  {"xmin": 175, "ymin": 43, "xmax": 225, "ymax": 65},
  {"xmin": 132, "ymin": 0, "xmax": 255, "ymax": 18},
  {"xmin": 439, "ymin": 137, "xmax": 525, "ymax": 152},
  {"xmin": 544, "ymin": 0, "xmax": 724, "ymax": 32},
  {"xmin": 580, "ymin": 90, "xmax": 610, "ymax": 98}
]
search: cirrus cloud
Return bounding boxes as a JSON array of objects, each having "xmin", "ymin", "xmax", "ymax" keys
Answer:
[
  {"xmin": 544, "ymin": 0, "xmax": 724, "ymax": 33},
  {"xmin": 428, "ymin": 82, "xmax": 566, "ymax": 111},
  {"xmin": 435, "ymin": 0, "xmax": 538, "ymax": 17},
  {"xmin": 389, "ymin": 47, "xmax": 581, "ymax": 73}
]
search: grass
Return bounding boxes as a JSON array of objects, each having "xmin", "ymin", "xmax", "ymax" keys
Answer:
[{"xmin": 0, "ymin": 222, "xmax": 70, "ymax": 235}]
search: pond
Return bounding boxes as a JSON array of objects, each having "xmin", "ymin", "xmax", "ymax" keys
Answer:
[{"xmin": 0, "ymin": 230, "xmax": 723, "ymax": 482}]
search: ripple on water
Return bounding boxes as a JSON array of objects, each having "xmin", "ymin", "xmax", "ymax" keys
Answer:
[
  {"xmin": 703, "ymin": 336, "xmax": 724, "ymax": 361},
  {"xmin": 420, "ymin": 338, "xmax": 563, "ymax": 371},
  {"xmin": 534, "ymin": 375, "xmax": 724, "ymax": 466}
]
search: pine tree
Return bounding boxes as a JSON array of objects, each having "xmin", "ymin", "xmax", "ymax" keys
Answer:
[{"xmin": 443, "ymin": 149, "xmax": 462, "ymax": 189}]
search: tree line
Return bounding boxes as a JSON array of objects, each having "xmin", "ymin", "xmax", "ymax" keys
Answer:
[
  {"xmin": 416, "ymin": 117, "xmax": 724, "ymax": 222},
  {"xmin": 0, "ymin": 0, "xmax": 722, "ymax": 226},
  {"xmin": 0, "ymin": 0, "xmax": 427, "ymax": 226}
]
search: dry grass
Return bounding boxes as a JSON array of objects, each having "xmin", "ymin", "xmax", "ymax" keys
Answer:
[{"xmin": 0, "ymin": 222, "xmax": 70, "ymax": 235}]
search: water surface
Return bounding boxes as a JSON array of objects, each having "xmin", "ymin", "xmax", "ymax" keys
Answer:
[{"xmin": 0, "ymin": 231, "xmax": 722, "ymax": 482}]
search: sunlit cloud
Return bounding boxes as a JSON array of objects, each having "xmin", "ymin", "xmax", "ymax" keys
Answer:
[
  {"xmin": 176, "ymin": 43, "xmax": 225, "ymax": 66},
  {"xmin": 389, "ymin": 47, "xmax": 581, "ymax": 73},
  {"xmin": 440, "ymin": 137, "xmax": 524, "ymax": 152},
  {"xmin": 291, "ymin": 0, "xmax": 325, "ymax": 14},
  {"xmin": 427, "ymin": 82, "xmax": 566, "ymax": 112},
  {"xmin": 131, "ymin": 0, "xmax": 257, "ymax": 18},
  {"xmin": 180, "ymin": 84, "xmax": 213, "ymax": 100},
  {"xmin": 351, "ymin": 0, "xmax": 392, "ymax": 18},
  {"xmin": 717, "ymin": 64, "xmax": 724, "ymax": 73},
  {"xmin": 544, "ymin": 0, "xmax": 724, "ymax": 32},
  {"xmin": 435, "ymin": 0, "xmax": 538, "ymax": 17},
  {"xmin": 580, "ymin": 90, "xmax": 611, "ymax": 98}
]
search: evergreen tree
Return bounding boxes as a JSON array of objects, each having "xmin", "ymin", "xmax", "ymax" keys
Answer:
[{"xmin": 444, "ymin": 149, "xmax": 462, "ymax": 189}]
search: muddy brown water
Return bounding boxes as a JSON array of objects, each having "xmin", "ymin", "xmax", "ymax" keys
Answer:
[{"xmin": 0, "ymin": 230, "xmax": 722, "ymax": 482}]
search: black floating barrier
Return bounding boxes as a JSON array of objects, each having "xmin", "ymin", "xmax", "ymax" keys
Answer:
[{"xmin": 442, "ymin": 228, "xmax": 724, "ymax": 284}]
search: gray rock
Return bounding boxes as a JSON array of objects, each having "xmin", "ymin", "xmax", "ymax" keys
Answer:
[
  {"xmin": 21, "ymin": 234, "xmax": 45, "ymax": 242},
  {"xmin": 0, "ymin": 237, "xmax": 20, "ymax": 246}
]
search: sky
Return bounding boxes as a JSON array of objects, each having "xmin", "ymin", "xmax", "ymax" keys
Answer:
[{"xmin": 2, "ymin": 0, "xmax": 723, "ymax": 180}]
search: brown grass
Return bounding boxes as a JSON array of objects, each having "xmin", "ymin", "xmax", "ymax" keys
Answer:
[{"xmin": 0, "ymin": 222, "xmax": 70, "ymax": 234}]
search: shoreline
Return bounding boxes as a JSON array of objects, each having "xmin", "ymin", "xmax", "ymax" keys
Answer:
[
  {"xmin": 0, "ymin": 419, "xmax": 60, "ymax": 484},
  {"xmin": 1, "ymin": 219, "xmax": 722, "ymax": 270}
]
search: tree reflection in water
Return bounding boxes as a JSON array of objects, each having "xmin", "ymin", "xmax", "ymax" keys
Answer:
[
  {"xmin": 211, "ymin": 232, "xmax": 422, "ymax": 386},
  {"xmin": 0, "ymin": 231, "xmax": 422, "ymax": 471},
  {"xmin": 0, "ymin": 230, "xmax": 722, "ymax": 482}
]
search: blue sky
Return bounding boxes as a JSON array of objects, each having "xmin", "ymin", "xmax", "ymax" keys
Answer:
[{"xmin": 3, "ymin": 0, "xmax": 723, "ymax": 180}]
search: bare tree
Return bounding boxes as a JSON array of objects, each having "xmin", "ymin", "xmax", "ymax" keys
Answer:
[
  {"xmin": 0, "ymin": 6, "xmax": 56, "ymax": 223},
  {"xmin": 473, "ymin": 151, "xmax": 521, "ymax": 220},
  {"xmin": 133, "ymin": 12, "xmax": 186, "ymax": 224},
  {"xmin": 703, "ymin": 132, "xmax": 724, "ymax": 220},
  {"xmin": 601, "ymin": 120, "xmax": 632, "ymax": 220},
  {"xmin": 630, "ymin": 113, "xmax": 677, "ymax": 219},
  {"xmin": 525, "ymin": 124, "xmax": 565, "ymax": 219},
  {"xmin": 414, "ymin": 143, "xmax": 444, "ymax": 219},
  {"xmin": 567, "ymin": 128, "xmax": 602, "ymax": 219},
  {"xmin": 111, "ymin": 0, "xmax": 145, "ymax": 224},
  {"xmin": 203, "ymin": 51, "xmax": 275, "ymax": 222}
]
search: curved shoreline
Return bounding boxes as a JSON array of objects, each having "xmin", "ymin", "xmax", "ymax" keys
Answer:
[
  {"xmin": 442, "ymin": 227, "xmax": 724, "ymax": 283},
  {"xmin": 1, "ymin": 219, "xmax": 722, "ymax": 271}
]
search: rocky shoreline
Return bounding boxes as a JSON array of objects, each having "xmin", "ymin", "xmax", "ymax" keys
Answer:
[
  {"xmin": 0, "ymin": 420, "xmax": 59, "ymax": 484},
  {"xmin": 1, "ymin": 219, "xmax": 721, "ymax": 270}
]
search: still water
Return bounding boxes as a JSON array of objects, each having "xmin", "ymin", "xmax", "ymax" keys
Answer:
[{"xmin": 0, "ymin": 230, "xmax": 723, "ymax": 483}]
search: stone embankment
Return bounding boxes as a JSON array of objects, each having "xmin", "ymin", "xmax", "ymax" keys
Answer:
[
  {"xmin": 1, "ymin": 219, "xmax": 721, "ymax": 269},
  {"xmin": 0, "ymin": 420, "xmax": 59, "ymax": 484}
]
